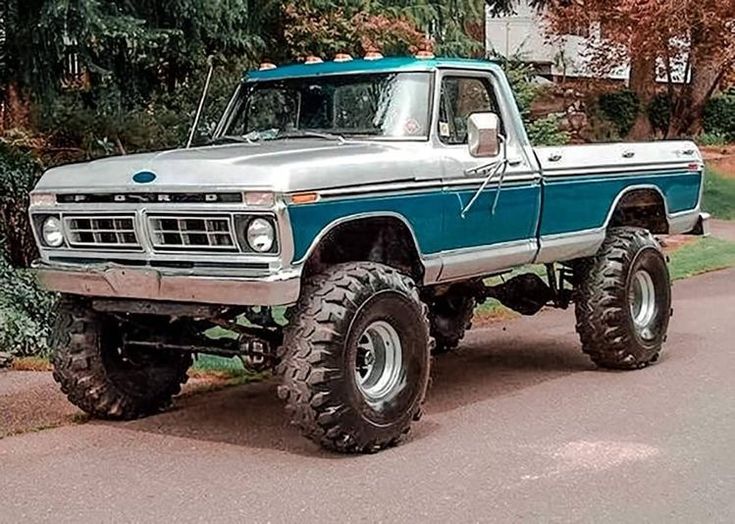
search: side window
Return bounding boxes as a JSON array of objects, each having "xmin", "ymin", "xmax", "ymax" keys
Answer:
[{"xmin": 438, "ymin": 76, "xmax": 501, "ymax": 145}]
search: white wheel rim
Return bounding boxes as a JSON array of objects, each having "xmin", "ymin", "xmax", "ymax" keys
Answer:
[
  {"xmin": 629, "ymin": 269, "xmax": 657, "ymax": 341},
  {"xmin": 355, "ymin": 321, "xmax": 403, "ymax": 403}
]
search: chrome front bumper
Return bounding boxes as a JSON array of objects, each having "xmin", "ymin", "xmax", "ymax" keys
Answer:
[{"xmin": 34, "ymin": 262, "xmax": 301, "ymax": 306}]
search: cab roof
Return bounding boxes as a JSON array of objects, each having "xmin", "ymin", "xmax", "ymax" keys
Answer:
[{"xmin": 244, "ymin": 56, "xmax": 501, "ymax": 82}]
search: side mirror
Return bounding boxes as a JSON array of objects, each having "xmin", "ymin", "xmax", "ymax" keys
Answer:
[{"xmin": 467, "ymin": 112, "xmax": 500, "ymax": 157}]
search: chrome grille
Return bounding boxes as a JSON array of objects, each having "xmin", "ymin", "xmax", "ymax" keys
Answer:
[
  {"xmin": 64, "ymin": 215, "xmax": 140, "ymax": 249},
  {"xmin": 148, "ymin": 215, "xmax": 237, "ymax": 251}
]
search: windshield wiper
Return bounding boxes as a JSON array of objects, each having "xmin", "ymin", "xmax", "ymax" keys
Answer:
[
  {"xmin": 274, "ymin": 130, "xmax": 346, "ymax": 143},
  {"xmin": 210, "ymin": 135, "xmax": 255, "ymax": 145}
]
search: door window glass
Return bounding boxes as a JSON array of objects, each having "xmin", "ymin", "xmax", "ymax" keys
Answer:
[{"xmin": 438, "ymin": 76, "xmax": 501, "ymax": 145}]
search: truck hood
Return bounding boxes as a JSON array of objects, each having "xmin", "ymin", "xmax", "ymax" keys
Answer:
[{"xmin": 34, "ymin": 140, "xmax": 432, "ymax": 194}]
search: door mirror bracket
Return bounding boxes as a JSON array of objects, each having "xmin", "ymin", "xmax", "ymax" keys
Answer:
[{"xmin": 461, "ymin": 133, "xmax": 509, "ymax": 219}]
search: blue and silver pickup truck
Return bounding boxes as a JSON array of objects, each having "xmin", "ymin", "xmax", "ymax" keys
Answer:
[{"xmin": 29, "ymin": 56, "xmax": 708, "ymax": 453}]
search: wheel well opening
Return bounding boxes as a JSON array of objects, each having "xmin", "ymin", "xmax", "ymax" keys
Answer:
[
  {"xmin": 609, "ymin": 189, "xmax": 669, "ymax": 234},
  {"xmin": 303, "ymin": 217, "xmax": 425, "ymax": 282}
]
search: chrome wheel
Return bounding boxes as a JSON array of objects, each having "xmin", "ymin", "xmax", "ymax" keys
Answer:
[
  {"xmin": 355, "ymin": 321, "xmax": 403, "ymax": 403},
  {"xmin": 629, "ymin": 269, "xmax": 657, "ymax": 340}
]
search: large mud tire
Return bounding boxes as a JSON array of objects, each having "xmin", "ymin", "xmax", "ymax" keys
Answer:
[
  {"xmin": 574, "ymin": 227, "xmax": 671, "ymax": 370},
  {"xmin": 428, "ymin": 293, "xmax": 475, "ymax": 354},
  {"xmin": 277, "ymin": 262, "xmax": 432, "ymax": 453},
  {"xmin": 51, "ymin": 297, "xmax": 192, "ymax": 419}
]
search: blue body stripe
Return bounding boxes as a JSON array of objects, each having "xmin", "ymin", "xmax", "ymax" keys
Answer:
[
  {"xmin": 287, "ymin": 171, "xmax": 701, "ymax": 261},
  {"xmin": 540, "ymin": 171, "xmax": 701, "ymax": 236}
]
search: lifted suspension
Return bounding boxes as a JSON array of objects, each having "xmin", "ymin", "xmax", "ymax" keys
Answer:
[
  {"xmin": 475, "ymin": 264, "xmax": 574, "ymax": 316},
  {"xmin": 98, "ymin": 301, "xmax": 286, "ymax": 372}
]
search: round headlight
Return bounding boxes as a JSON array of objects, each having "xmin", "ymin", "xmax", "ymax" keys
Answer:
[
  {"xmin": 246, "ymin": 218, "xmax": 275, "ymax": 252},
  {"xmin": 42, "ymin": 216, "xmax": 64, "ymax": 247}
]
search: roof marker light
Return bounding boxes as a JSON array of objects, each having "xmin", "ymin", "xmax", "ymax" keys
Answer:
[
  {"xmin": 364, "ymin": 51, "xmax": 384, "ymax": 61},
  {"xmin": 258, "ymin": 62, "xmax": 277, "ymax": 71},
  {"xmin": 334, "ymin": 53, "xmax": 353, "ymax": 62},
  {"xmin": 415, "ymin": 51, "xmax": 435, "ymax": 60},
  {"xmin": 305, "ymin": 56, "xmax": 324, "ymax": 64}
]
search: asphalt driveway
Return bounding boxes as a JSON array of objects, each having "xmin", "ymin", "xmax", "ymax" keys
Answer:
[{"xmin": 1, "ymin": 268, "xmax": 734, "ymax": 523}]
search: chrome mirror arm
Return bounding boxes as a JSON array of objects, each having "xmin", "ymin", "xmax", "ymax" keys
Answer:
[{"xmin": 461, "ymin": 135, "xmax": 509, "ymax": 219}]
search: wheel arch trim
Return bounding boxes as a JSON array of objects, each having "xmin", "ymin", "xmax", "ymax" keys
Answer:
[
  {"xmin": 293, "ymin": 211, "xmax": 436, "ymax": 282},
  {"xmin": 602, "ymin": 184, "xmax": 671, "ymax": 231}
]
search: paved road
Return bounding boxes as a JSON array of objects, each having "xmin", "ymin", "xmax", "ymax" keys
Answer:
[
  {"xmin": 1, "ymin": 269, "xmax": 734, "ymax": 523},
  {"xmin": 711, "ymin": 219, "xmax": 735, "ymax": 242}
]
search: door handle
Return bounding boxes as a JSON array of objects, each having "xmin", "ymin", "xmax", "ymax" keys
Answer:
[{"xmin": 508, "ymin": 157, "xmax": 524, "ymax": 167}]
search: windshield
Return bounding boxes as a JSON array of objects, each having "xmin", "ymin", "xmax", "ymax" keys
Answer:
[{"xmin": 220, "ymin": 72, "xmax": 432, "ymax": 140}]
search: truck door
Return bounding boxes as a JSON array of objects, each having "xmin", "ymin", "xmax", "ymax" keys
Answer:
[{"xmin": 435, "ymin": 71, "xmax": 542, "ymax": 282}]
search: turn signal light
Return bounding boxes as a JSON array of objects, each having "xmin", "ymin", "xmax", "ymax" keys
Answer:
[
  {"xmin": 290, "ymin": 192, "xmax": 320, "ymax": 205},
  {"xmin": 415, "ymin": 51, "xmax": 435, "ymax": 60},
  {"xmin": 258, "ymin": 62, "xmax": 277, "ymax": 71},
  {"xmin": 334, "ymin": 53, "xmax": 353, "ymax": 62},
  {"xmin": 305, "ymin": 56, "xmax": 323, "ymax": 64}
]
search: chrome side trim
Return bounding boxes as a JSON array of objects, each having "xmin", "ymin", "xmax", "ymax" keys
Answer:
[
  {"xmin": 535, "ymin": 229, "xmax": 605, "ymax": 264},
  {"xmin": 313, "ymin": 175, "xmax": 540, "ymax": 199},
  {"xmin": 542, "ymin": 162, "xmax": 700, "ymax": 178},
  {"xmin": 431, "ymin": 239, "xmax": 537, "ymax": 283}
]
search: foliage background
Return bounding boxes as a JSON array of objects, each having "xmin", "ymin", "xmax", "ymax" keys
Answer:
[{"xmin": 3, "ymin": 1, "xmax": 729, "ymax": 357}]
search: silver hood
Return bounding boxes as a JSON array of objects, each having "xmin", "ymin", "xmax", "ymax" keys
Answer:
[{"xmin": 34, "ymin": 139, "xmax": 434, "ymax": 194}]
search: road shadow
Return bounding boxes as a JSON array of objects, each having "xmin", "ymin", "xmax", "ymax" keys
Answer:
[{"xmin": 108, "ymin": 310, "xmax": 595, "ymax": 456}]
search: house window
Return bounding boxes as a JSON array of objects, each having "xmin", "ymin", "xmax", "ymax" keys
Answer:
[
  {"xmin": 565, "ymin": 20, "xmax": 590, "ymax": 39},
  {"xmin": 61, "ymin": 35, "xmax": 88, "ymax": 90}
]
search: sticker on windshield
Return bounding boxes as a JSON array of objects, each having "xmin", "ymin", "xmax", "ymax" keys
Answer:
[
  {"xmin": 439, "ymin": 122, "xmax": 451, "ymax": 137},
  {"xmin": 404, "ymin": 118, "xmax": 422, "ymax": 136}
]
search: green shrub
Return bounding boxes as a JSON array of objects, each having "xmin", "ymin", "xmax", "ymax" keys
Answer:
[
  {"xmin": 527, "ymin": 115, "xmax": 571, "ymax": 146},
  {"xmin": 36, "ymin": 64, "xmax": 244, "ymax": 162},
  {"xmin": 648, "ymin": 93, "xmax": 672, "ymax": 136},
  {"xmin": 0, "ymin": 143, "xmax": 41, "ymax": 267},
  {"xmin": 597, "ymin": 89, "xmax": 640, "ymax": 137},
  {"xmin": 0, "ymin": 251, "xmax": 56, "ymax": 357},
  {"xmin": 703, "ymin": 90, "xmax": 735, "ymax": 141},
  {"xmin": 698, "ymin": 132, "xmax": 730, "ymax": 147}
]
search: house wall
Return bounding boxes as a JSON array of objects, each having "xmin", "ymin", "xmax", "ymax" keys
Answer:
[{"xmin": 484, "ymin": 0, "xmax": 628, "ymax": 80}]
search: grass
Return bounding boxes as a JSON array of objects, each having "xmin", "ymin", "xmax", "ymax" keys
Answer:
[
  {"xmin": 703, "ymin": 167, "xmax": 735, "ymax": 220},
  {"xmin": 190, "ymin": 353, "xmax": 259, "ymax": 379},
  {"xmin": 668, "ymin": 236, "xmax": 735, "ymax": 280}
]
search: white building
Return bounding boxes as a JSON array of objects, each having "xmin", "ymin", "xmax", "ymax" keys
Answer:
[
  {"xmin": 485, "ymin": 1, "xmax": 689, "ymax": 84},
  {"xmin": 485, "ymin": 0, "xmax": 627, "ymax": 81}
]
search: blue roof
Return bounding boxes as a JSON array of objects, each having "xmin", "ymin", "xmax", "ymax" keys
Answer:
[{"xmin": 245, "ymin": 57, "xmax": 500, "ymax": 82}]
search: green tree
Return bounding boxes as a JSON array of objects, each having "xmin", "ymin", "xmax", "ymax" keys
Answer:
[{"xmin": 2, "ymin": 0, "xmax": 277, "ymax": 105}]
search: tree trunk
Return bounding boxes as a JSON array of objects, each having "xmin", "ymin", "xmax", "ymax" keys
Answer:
[
  {"xmin": 626, "ymin": 55, "xmax": 656, "ymax": 141},
  {"xmin": 668, "ymin": 43, "xmax": 727, "ymax": 138}
]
